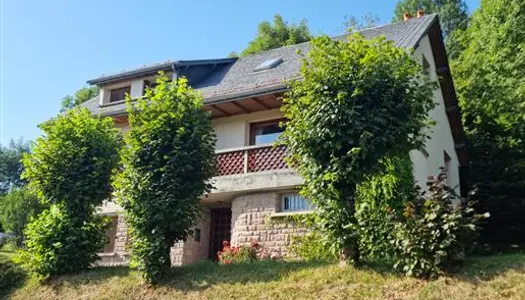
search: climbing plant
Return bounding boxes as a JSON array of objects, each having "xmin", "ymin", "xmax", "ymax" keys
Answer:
[
  {"xmin": 281, "ymin": 34, "xmax": 436, "ymax": 263},
  {"xmin": 113, "ymin": 74, "xmax": 216, "ymax": 284}
]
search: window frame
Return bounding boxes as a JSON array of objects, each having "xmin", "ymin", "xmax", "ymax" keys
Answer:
[
  {"xmin": 249, "ymin": 118, "xmax": 287, "ymax": 146},
  {"xmin": 109, "ymin": 86, "xmax": 131, "ymax": 103},
  {"xmin": 279, "ymin": 193, "xmax": 313, "ymax": 213}
]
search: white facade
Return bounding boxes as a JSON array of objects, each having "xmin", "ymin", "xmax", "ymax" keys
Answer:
[{"xmin": 410, "ymin": 36, "xmax": 460, "ymax": 192}]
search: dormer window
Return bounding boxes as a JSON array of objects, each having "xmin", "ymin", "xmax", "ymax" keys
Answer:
[{"xmin": 109, "ymin": 86, "xmax": 131, "ymax": 103}]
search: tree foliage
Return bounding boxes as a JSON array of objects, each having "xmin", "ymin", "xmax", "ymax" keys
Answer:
[
  {"xmin": 0, "ymin": 187, "xmax": 46, "ymax": 247},
  {"xmin": 355, "ymin": 154, "xmax": 416, "ymax": 261},
  {"xmin": 114, "ymin": 75, "xmax": 216, "ymax": 284},
  {"xmin": 60, "ymin": 86, "xmax": 99, "ymax": 112},
  {"xmin": 391, "ymin": 170, "xmax": 488, "ymax": 278},
  {"xmin": 0, "ymin": 139, "xmax": 30, "ymax": 196},
  {"xmin": 393, "ymin": 0, "xmax": 469, "ymax": 58},
  {"xmin": 343, "ymin": 13, "xmax": 380, "ymax": 32},
  {"xmin": 22, "ymin": 108, "xmax": 122, "ymax": 278},
  {"xmin": 452, "ymin": 0, "xmax": 525, "ymax": 249},
  {"xmin": 241, "ymin": 14, "xmax": 311, "ymax": 56},
  {"xmin": 281, "ymin": 34, "xmax": 436, "ymax": 262}
]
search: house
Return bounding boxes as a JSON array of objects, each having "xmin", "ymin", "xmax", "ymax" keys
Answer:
[{"xmin": 82, "ymin": 13, "xmax": 467, "ymax": 266}]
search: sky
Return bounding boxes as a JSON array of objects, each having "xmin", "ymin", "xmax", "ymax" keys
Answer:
[{"xmin": 0, "ymin": 0, "xmax": 480, "ymax": 145}]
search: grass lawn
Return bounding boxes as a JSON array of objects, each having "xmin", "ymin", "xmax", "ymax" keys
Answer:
[{"xmin": 2, "ymin": 252, "xmax": 525, "ymax": 300}]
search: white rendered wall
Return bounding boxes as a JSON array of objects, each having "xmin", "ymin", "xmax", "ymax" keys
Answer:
[
  {"xmin": 410, "ymin": 35, "xmax": 460, "ymax": 193},
  {"xmin": 212, "ymin": 108, "xmax": 284, "ymax": 150}
]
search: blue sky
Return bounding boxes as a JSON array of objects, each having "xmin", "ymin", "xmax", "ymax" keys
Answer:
[{"xmin": 0, "ymin": 0, "xmax": 480, "ymax": 145}]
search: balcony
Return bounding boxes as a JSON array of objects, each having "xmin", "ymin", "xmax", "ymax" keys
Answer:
[{"xmin": 215, "ymin": 144, "xmax": 288, "ymax": 176}]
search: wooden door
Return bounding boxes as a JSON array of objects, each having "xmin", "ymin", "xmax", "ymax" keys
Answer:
[{"xmin": 209, "ymin": 208, "xmax": 232, "ymax": 259}]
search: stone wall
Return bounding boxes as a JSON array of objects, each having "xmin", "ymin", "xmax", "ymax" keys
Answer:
[
  {"xmin": 230, "ymin": 192, "xmax": 310, "ymax": 258},
  {"xmin": 96, "ymin": 215, "xmax": 130, "ymax": 266},
  {"xmin": 170, "ymin": 208, "xmax": 211, "ymax": 266}
]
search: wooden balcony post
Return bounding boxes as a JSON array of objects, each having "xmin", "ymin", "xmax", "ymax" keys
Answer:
[{"xmin": 243, "ymin": 149, "xmax": 249, "ymax": 173}]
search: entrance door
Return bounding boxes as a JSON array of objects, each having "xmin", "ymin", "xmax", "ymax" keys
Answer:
[{"xmin": 209, "ymin": 208, "xmax": 232, "ymax": 260}]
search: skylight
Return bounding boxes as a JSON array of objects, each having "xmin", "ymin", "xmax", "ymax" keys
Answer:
[{"xmin": 254, "ymin": 57, "xmax": 284, "ymax": 72}]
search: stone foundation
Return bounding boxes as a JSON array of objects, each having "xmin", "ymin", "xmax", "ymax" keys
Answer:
[
  {"xmin": 170, "ymin": 208, "xmax": 211, "ymax": 265},
  {"xmin": 230, "ymin": 192, "xmax": 310, "ymax": 258}
]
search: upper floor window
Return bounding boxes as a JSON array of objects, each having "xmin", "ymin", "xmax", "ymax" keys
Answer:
[
  {"xmin": 143, "ymin": 80, "xmax": 159, "ymax": 94},
  {"xmin": 280, "ymin": 193, "xmax": 313, "ymax": 212},
  {"xmin": 109, "ymin": 86, "xmax": 131, "ymax": 103},
  {"xmin": 250, "ymin": 119, "xmax": 285, "ymax": 145}
]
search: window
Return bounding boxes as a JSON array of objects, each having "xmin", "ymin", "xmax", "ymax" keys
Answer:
[
  {"xmin": 109, "ymin": 86, "xmax": 131, "ymax": 102},
  {"xmin": 280, "ymin": 193, "xmax": 313, "ymax": 212},
  {"xmin": 143, "ymin": 80, "xmax": 159, "ymax": 93},
  {"xmin": 250, "ymin": 119, "xmax": 285, "ymax": 145}
]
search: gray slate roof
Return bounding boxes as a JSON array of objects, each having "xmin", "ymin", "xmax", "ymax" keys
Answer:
[{"xmin": 82, "ymin": 14, "xmax": 438, "ymax": 116}]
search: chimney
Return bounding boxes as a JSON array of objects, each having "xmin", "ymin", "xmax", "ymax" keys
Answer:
[
  {"xmin": 403, "ymin": 12, "xmax": 412, "ymax": 21},
  {"xmin": 417, "ymin": 10, "xmax": 425, "ymax": 18}
]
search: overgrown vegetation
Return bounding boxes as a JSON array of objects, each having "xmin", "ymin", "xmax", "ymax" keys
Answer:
[
  {"xmin": 452, "ymin": 0, "xmax": 525, "ymax": 250},
  {"xmin": 281, "ymin": 34, "xmax": 436, "ymax": 263},
  {"xmin": 0, "ymin": 249, "xmax": 26, "ymax": 296},
  {"xmin": 355, "ymin": 155, "xmax": 415, "ymax": 261},
  {"xmin": 391, "ymin": 170, "xmax": 488, "ymax": 278},
  {"xmin": 114, "ymin": 74, "xmax": 216, "ymax": 284},
  {"xmin": 241, "ymin": 14, "xmax": 311, "ymax": 56},
  {"xmin": 5, "ymin": 253, "xmax": 525, "ymax": 300},
  {"xmin": 0, "ymin": 187, "xmax": 46, "ymax": 247},
  {"xmin": 21, "ymin": 108, "xmax": 122, "ymax": 278}
]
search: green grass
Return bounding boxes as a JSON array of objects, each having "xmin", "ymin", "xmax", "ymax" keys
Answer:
[{"xmin": 3, "ymin": 253, "xmax": 525, "ymax": 300}]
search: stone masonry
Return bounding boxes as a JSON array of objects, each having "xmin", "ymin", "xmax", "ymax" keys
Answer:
[{"xmin": 230, "ymin": 192, "xmax": 310, "ymax": 258}]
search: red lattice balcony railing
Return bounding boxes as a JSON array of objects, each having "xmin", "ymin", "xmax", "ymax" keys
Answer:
[{"xmin": 215, "ymin": 144, "xmax": 288, "ymax": 176}]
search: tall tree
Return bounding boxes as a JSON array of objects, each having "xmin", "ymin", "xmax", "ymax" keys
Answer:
[
  {"xmin": 281, "ymin": 34, "xmax": 436, "ymax": 262},
  {"xmin": 343, "ymin": 13, "xmax": 380, "ymax": 32},
  {"xmin": 60, "ymin": 86, "xmax": 99, "ymax": 112},
  {"xmin": 452, "ymin": 0, "xmax": 525, "ymax": 250},
  {"xmin": 114, "ymin": 75, "xmax": 216, "ymax": 284},
  {"xmin": 22, "ymin": 108, "xmax": 122, "ymax": 278},
  {"xmin": 0, "ymin": 187, "xmax": 45, "ymax": 247},
  {"xmin": 241, "ymin": 14, "xmax": 311, "ymax": 56},
  {"xmin": 0, "ymin": 139, "xmax": 30, "ymax": 196},
  {"xmin": 393, "ymin": 0, "xmax": 469, "ymax": 58}
]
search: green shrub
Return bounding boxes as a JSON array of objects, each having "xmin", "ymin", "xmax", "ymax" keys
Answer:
[
  {"xmin": 281, "ymin": 34, "xmax": 436, "ymax": 262},
  {"xmin": 288, "ymin": 232, "xmax": 338, "ymax": 261},
  {"xmin": 23, "ymin": 205, "xmax": 109, "ymax": 278},
  {"xmin": 0, "ymin": 252, "xmax": 26, "ymax": 295},
  {"xmin": 390, "ymin": 170, "xmax": 488, "ymax": 278},
  {"xmin": 22, "ymin": 108, "xmax": 122, "ymax": 278},
  {"xmin": 0, "ymin": 187, "xmax": 46, "ymax": 247},
  {"xmin": 114, "ymin": 75, "xmax": 216, "ymax": 284},
  {"xmin": 355, "ymin": 155, "xmax": 415, "ymax": 261}
]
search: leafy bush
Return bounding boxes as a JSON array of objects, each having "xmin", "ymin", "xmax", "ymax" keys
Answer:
[
  {"xmin": 0, "ymin": 187, "xmax": 46, "ymax": 247},
  {"xmin": 355, "ymin": 155, "xmax": 415, "ymax": 261},
  {"xmin": 288, "ymin": 232, "xmax": 338, "ymax": 261},
  {"xmin": 114, "ymin": 75, "xmax": 216, "ymax": 284},
  {"xmin": 22, "ymin": 108, "xmax": 122, "ymax": 278},
  {"xmin": 281, "ymin": 34, "xmax": 436, "ymax": 262},
  {"xmin": 23, "ymin": 206, "xmax": 109, "ymax": 278},
  {"xmin": 0, "ymin": 251, "xmax": 26, "ymax": 294},
  {"xmin": 390, "ymin": 170, "xmax": 488, "ymax": 278},
  {"xmin": 217, "ymin": 240, "xmax": 259, "ymax": 264}
]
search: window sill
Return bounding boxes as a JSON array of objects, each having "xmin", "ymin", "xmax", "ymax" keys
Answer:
[{"xmin": 270, "ymin": 211, "xmax": 314, "ymax": 218}]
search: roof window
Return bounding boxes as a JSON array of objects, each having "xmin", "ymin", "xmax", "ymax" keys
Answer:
[{"xmin": 254, "ymin": 57, "xmax": 283, "ymax": 72}]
